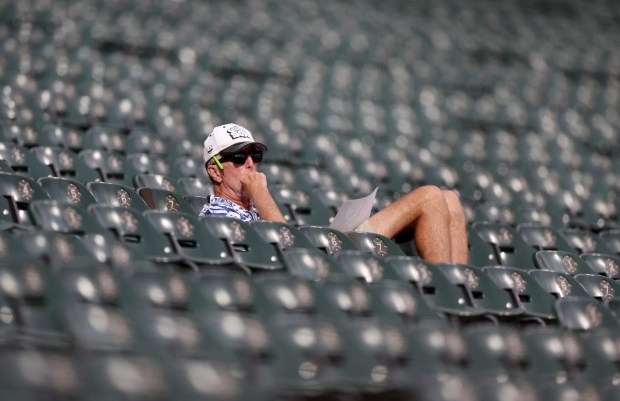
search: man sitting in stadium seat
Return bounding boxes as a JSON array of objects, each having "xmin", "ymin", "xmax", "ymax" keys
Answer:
[{"xmin": 200, "ymin": 123, "xmax": 468, "ymax": 264}]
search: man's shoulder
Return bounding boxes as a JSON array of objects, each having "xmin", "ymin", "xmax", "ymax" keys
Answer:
[{"xmin": 200, "ymin": 195, "xmax": 260, "ymax": 221}]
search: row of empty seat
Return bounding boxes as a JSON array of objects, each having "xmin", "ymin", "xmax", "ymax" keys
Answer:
[{"xmin": 2, "ymin": 0, "xmax": 620, "ymax": 399}]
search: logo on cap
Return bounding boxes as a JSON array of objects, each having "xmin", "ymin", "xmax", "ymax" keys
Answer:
[{"xmin": 227, "ymin": 125, "xmax": 252, "ymax": 140}]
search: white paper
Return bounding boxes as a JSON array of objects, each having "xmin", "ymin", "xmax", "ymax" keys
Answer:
[{"xmin": 329, "ymin": 187, "xmax": 379, "ymax": 232}]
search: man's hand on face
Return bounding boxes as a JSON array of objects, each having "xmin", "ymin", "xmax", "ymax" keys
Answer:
[{"xmin": 240, "ymin": 171, "xmax": 268, "ymax": 199}]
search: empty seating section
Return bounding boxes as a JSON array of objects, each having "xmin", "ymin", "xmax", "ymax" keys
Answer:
[{"xmin": 1, "ymin": 0, "xmax": 620, "ymax": 399}]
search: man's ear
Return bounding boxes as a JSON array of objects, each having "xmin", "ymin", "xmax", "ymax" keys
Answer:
[{"xmin": 206, "ymin": 163, "xmax": 223, "ymax": 183}]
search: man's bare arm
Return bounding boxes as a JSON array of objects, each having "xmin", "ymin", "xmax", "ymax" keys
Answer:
[{"xmin": 241, "ymin": 172, "xmax": 287, "ymax": 223}]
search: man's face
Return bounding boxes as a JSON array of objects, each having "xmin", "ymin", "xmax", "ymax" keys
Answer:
[{"xmin": 218, "ymin": 147, "xmax": 263, "ymax": 195}]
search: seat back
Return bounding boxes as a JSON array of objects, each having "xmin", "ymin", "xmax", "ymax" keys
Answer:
[
  {"xmin": 435, "ymin": 263, "xmax": 523, "ymax": 317},
  {"xmin": 29, "ymin": 200, "xmax": 108, "ymax": 236},
  {"xmin": 528, "ymin": 270, "xmax": 591, "ymax": 299},
  {"xmin": 138, "ymin": 187, "xmax": 195, "ymax": 214},
  {"xmin": 199, "ymin": 215, "xmax": 282, "ymax": 270},
  {"xmin": 145, "ymin": 211, "xmax": 235, "ymax": 266},
  {"xmin": 270, "ymin": 185, "xmax": 335, "ymax": 225},
  {"xmin": 573, "ymin": 274, "xmax": 620, "ymax": 301},
  {"xmin": 0, "ymin": 172, "xmax": 50, "ymax": 225},
  {"xmin": 554, "ymin": 297, "xmax": 620, "ymax": 330},
  {"xmin": 469, "ymin": 222, "xmax": 535, "ymax": 269},
  {"xmin": 346, "ymin": 231, "xmax": 406, "ymax": 257},
  {"xmin": 31, "ymin": 146, "xmax": 100, "ymax": 183},
  {"xmin": 38, "ymin": 177, "xmax": 98, "ymax": 208},
  {"xmin": 87, "ymin": 182, "xmax": 149, "ymax": 212},
  {"xmin": 483, "ymin": 266, "xmax": 557, "ymax": 320},
  {"xmin": 580, "ymin": 252, "xmax": 620, "ymax": 279},
  {"xmin": 89, "ymin": 205, "xmax": 181, "ymax": 263},
  {"xmin": 0, "ymin": 142, "xmax": 51, "ymax": 178},
  {"xmin": 534, "ymin": 250, "xmax": 595, "ymax": 275},
  {"xmin": 251, "ymin": 220, "xmax": 316, "ymax": 252},
  {"xmin": 385, "ymin": 257, "xmax": 483, "ymax": 318},
  {"xmin": 299, "ymin": 225, "xmax": 359, "ymax": 254}
]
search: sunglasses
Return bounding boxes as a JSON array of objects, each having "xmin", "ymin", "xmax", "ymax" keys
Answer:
[{"xmin": 220, "ymin": 151, "xmax": 264, "ymax": 165}]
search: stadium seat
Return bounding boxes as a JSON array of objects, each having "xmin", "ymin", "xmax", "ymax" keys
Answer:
[
  {"xmin": 29, "ymin": 200, "xmax": 109, "ymax": 236},
  {"xmin": 558, "ymin": 227, "xmax": 603, "ymax": 254},
  {"xmin": 385, "ymin": 257, "xmax": 484, "ymax": 319},
  {"xmin": 529, "ymin": 270, "xmax": 591, "ymax": 299},
  {"xmin": 87, "ymin": 181, "xmax": 149, "ymax": 212},
  {"xmin": 31, "ymin": 146, "xmax": 100, "ymax": 183},
  {"xmin": 579, "ymin": 252, "xmax": 620, "ymax": 279},
  {"xmin": 38, "ymin": 177, "xmax": 98, "ymax": 208},
  {"xmin": 177, "ymin": 177, "xmax": 213, "ymax": 197},
  {"xmin": 0, "ymin": 142, "xmax": 52, "ymax": 179},
  {"xmin": 89, "ymin": 205, "xmax": 182, "ymax": 263},
  {"xmin": 279, "ymin": 247, "xmax": 344, "ymax": 281},
  {"xmin": 573, "ymin": 274, "xmax": 620, "ymax": 302},
  {"xmin": 144, "ymin": 211, "xmax": 237, "ymax": 267},
  {"xmin": 133, "ymin": 173, "xmax": 178, "ymax": 192},
  {"xmin": 17, "ymin": 230, "xmax": 100, "ymax": 267},
  {"xmin": 0, "ymin": 349, "xmax": 81, "ymax": 399},
  {"xmin": 517, "ymin": 223, "xmax": 575, "ymax": 252},
  {"xmin": 333, "ymin": 250, "xmax": 401, "ymax": 282},
  {"xmin": 434, "ymin": 263, "xmax": 524, "ymax": 319},
  {"xmin": 0, "ymin": 255, "xmax": 66, "ymax": 342},
  {"xmin": 0, "ymin": 172, "xmax": 50, "ymax": 225},
  {"xmin": 462, "ymin": 324, "xmax": 530, "ymax": 375},
  {"xmin": 138, "ymin": 187, "xmax": 195, "ymax": 214},
  {"xmin": 252, "ymin": 274, "xmax": 317, "ymax": 317},
  {"xmin": 270, "ymin": 185, "xmax": 335, "ymax": 226},
  {"xmin": 184, "ymin": 195, "xmax": 210, "ymax": 215},
  {"xmin": 533, "ymin": 250, "xmax": 596, "ymax": 275},
  {"xmin": 346, "ymin": 231, "xmax": 407, "ymax": 257},
  {"xmin": 251, "ymin": 220, "xmax": 317, "ymax": 253},
  {"xmin": 468, "ymin": 222, "xmax": 535, "ymax": 269},
  {"xmin": 482, "ymin": 265, "xmax": 557, "ymax": 322},
  {"xmin": 554, "ymin": 297, "xmax": 620, "ymax": 331},
  {"xmin": 404, "ymin": 322, "xmax": 470, "ymax": 373},
  {"xmin": 299, "ymin": 225, "xmax": 359, "ymax": 255},
  {"xmin": 598, "ymin": 229, "xmax": 620, "ymax": 257},
  {"xmin": 82, "ymin": 126, "xmax": 126, "ymax": 153},
  {"xmin": 78, "ymin": 149, "xmax": 131, "ymax": 186},
  {"xmin": 62, "ymin": 303, "xmax": 137, "ymax": 352},
  {"xmin": 199, "ymin": 215, "xmax": 282, "ymax": 271}
]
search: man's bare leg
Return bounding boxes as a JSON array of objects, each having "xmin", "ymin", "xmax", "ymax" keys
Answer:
[
  {"xmin": 368, "ymin": 185, "xmax": 453, "ymax": 263},
  {"xmin": 442, "ymin": 189, "xmax": 469, "ymax": 264}
]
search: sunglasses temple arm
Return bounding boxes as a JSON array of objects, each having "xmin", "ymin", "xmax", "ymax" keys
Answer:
[{"xmin": 214, "ymin": 156, "xmax": 224, "ymax": 170}]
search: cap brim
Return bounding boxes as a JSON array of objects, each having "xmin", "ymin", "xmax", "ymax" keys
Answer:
[{"xmin": 220, "ymin": 142, "xmax": 267, "ymax": 155}]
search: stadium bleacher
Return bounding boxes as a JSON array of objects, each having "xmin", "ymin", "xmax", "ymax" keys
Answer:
[{"xmin": 1, "ymin": 0, "xmax": 620, "ymax": 399}]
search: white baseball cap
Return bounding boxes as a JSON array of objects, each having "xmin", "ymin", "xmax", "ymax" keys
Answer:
[{"xmin": 203, "ymin": 123, "xmax": 267, "ymax": 163}]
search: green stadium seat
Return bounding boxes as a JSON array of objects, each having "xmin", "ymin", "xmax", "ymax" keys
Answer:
[
  {"xmin": 573, "ymin": 274, "xmax": 620, "ymax": 302},
  {"xmin": 31, "ymin": 146, "xmax": 101, "ymax": 183},
  {"xmin": 89, "ymin": 205, "xmax": 183, "ymax": 264},
  {"xmin": 579, "ymin": 252, "xmax": 620, "ymax": 279},
  {"xmin": 299, "ymin": 225, "xmax": 360, "ymax": 254},
  {"xmin": 346, "ymin": 231, "xmax": 406, "ymax": 257},
  {"xmin": 78, "ymin": 149, "xmax": 131, "ymax": 186},
  {"xmin": 87, "ymin": 181, "xmax": 149, "ymax": 212},
  {"xmin": 554, "ymin": 297, "xmax": 620, "ymax": 331},
  {"xmin": 482, "ymin": 265, "xmax": 557, "ymax": 322},
  {"xmin": 144, "ymin": 211, "xmax": 236, "ymax": 268},
  {"xmin": 38, "ymin": 177, "xmax": 98, "ymax": 208},
  {"xmin": 199, "ymin": 215, "xmax": 282, "ymax": 271},
  {"xmin": 29, "ymin": 200, "xmax": 109, "ymax": 236},
  {"xmin": 0, "ymin": 142, "xmax": 51, "ymax": 179},
  {"xmin": 138, "ymin": 187, "xmax": 195, "ymax": 214},
  {"xmin": 0, "ymin": 172, "xmax": 50, "ymax": 225},
  {"xmin": 534, "ymin": 250, "xmax": 596, "ymax": 275}
]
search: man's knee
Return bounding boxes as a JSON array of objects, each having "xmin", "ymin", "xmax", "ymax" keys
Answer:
[
  {"xmin": 441, "ymin": 189, "xmax": 467, "ymax": 226},
  {"xmin": 409, "ymin": 185, "xmax": 451, "ymax": 219}
]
